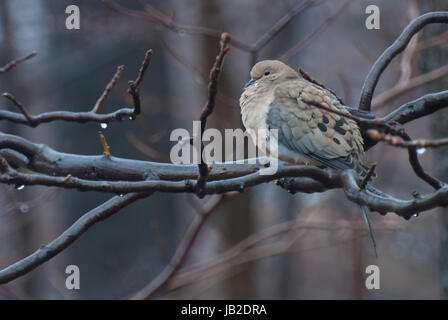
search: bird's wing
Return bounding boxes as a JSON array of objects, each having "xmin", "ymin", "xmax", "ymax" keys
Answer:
[{"xmin": 267, "ymin": 79, "xmax": 365, "ymax": 172}]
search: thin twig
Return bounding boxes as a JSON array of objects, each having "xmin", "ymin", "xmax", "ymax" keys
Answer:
[
  {"xmin": 302, "ymin": 98, "xmax": 442, "ymax": 189},
  {"xmin": 2, "ymin": 93, "xmax": 36, "ymax": 126},
  {"xmin": 61, "ymin": 174, "xmax": 72, "ymax": 183},
  {"xmin": 92, "ymin": 65, "xmax": 124, "ymax": 113},
  {"xmin": 279, "ymin": 0, "xmax": 352, "ymax": 61},
  {"xmin": 102, "ymin": 0, "xmax": 251, "ymax": 52},
  {"xmin": 195, "ymin": 33, "xmax": 231, "ymax": 197},
  {"xmin": 128, "ymin": 49, "xmax": 153, "ymax": 115},
  {"xmin": 98, "ymin": 131, "xmax": 111, "ymax": 157},
  {"xmin": 0, "ymin": 107, "xmax": 140, "ymax": 127},
  {"xmin": 132, "ymin": 195, "xmax": 224, "ymax": 299},
  {"xmin": 165, "ymin": 217, "xmax": 406, "ymax": 292},
  {"xmin": 301, "ymin": 97, "xmax": 404, "ymax": 137},
  {"xmin": 372, "ymin": 63, "xmax": 448, "ymax": 108},
  {"xmin": 252, "ymin": 0, "xmax": 324, "ymax": 51},
  {"xmin": 368, "ymin": 129, "xmax": 448, "ymax": 149},
  {"xmin": 0, "ymin": 51, "xmax": 37, "ymax": 74}
]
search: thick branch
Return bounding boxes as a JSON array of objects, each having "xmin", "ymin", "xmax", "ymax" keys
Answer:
[
  {"xmin": 359, "ymin": 12, "xmax": 448, "ymax": 111},
  {"xmin": 341, "ymin": 170, "xmax": 448, "ymax": 219},
  {"xmin": 0, "ymin": 192, "xmax": 153, "ymax": 284},
  {"xmin": 0, "ymin": 158, "xmax": 342, "ymax": 195},
  {"xmin": 382, "ymin": 90, "xmax": 448, "ymax": 124},
  {"xmin": 0, "ymin": 131, "xmax": 261, "ymax": 182}
]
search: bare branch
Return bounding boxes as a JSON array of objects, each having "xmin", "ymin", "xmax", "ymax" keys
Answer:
[
  {"xmin": 165, "ymin": 217, "xmax": 406, "ymax": 292},
  {"xmin": 1, "ymin": 51, "xmax": 152, "ymax": 127},
  {"xmin": 0, "ymin": 192, "xmax": 153, "ymax": 284},
  {"xmin": 132, "ymin": 195, "xmax": 224, "ymax": 299},
  {"xmin": 301, "ymin": 97, "xmax": 405, "ymax": 138},
  {"xmin": 98, "ymin": 131, "xmax": 111, "ymax": 157},
  {"xmin": 128, "ymin": 49, "xmax": 153, "ymax": 115},
  {"xmin": 0, "ymin": 51, "xmax": 37, "ymax": 74},
  {"xmin": 92, "ymin": 65, "xmax": 124, "ymax": 113},
  {"xmin": 369, "ymin": 129, "xmax": 448, "ymax": 149},
  {"xmin": 359, "ymin": 12, "xmax": 448, "ymax": 111},
  {"xmin": 101, "ymin": 0, "xmax": 252, "ymax": 52},
  {"xmin": 340, "ymin": 170, "xmax": 447, "ymax": 218},
  {"xmin": 2, "ymin": 93, "xmax": 36, "ymax": 126},
  {"xmin": 279, "ymin": 0, "xmax": 352, "ymax": 61},
  {"xmin": 2, "ymin": 9, "xmax": 448, "ymax": 289},
  {"xmin": 196, "ymin": 33, "xmax": 231, "ymax": 196},
  {"xmin": 0, "ymin": 107, "xmax": 137, "ymax": 127},
  {"xmin": 303, "ymin": 98, "xmax": 443, "ymax": 189},
  {"xmin": 373, "ymin": 63, "xmax": 448, "ymax": 108},
  {"xmin": 252, "ymin": 0, "xmax": 324, "ymax": 52},
  {"xmin": 103, "ymin": 0, "xmax": 327, "ymax": 56},
  {"xmin": 0, "ymin": 156, "xmax": 342, "ymax": 195},
  {"xmin": 0, "ymin": 131, "xmax": 261, "ymax": 182},
  {"xmin": 382, "ymin": 90, "xmax": 448, "ymax": 125}
]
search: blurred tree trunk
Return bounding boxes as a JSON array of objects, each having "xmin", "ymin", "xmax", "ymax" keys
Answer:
[
  {"xmin": 417, "ymin": 0, "xmax": 448, "ymax": 299},
  {"xmin": 0, "ymin": 0, "xmax": 65, "ymax": 298},
  {"xmin": 197, "ymin": 0, "xmax": 254, "ymax": 299}
]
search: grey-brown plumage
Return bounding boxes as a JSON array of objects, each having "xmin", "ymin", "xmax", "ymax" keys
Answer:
[
  {"xmin": 240, "ymin": 60, "xmax": 367, "ymax": 174},
  {"xmin": 240, "ymin": 60, "xmax": 377, "ymax": 256}
]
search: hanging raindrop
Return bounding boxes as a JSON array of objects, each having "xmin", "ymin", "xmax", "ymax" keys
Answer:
[
  {"xmin": 20, "ymin": 204, "xmax": 29, "ymax": 213},
  {"xmin": 417, "ymin": 148, "xmax": 426, "ymax": 155}
]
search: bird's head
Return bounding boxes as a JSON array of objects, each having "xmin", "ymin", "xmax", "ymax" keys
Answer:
[{"xmin": 243, "ymin": 60, "xmax": 298, "ymax": 89}]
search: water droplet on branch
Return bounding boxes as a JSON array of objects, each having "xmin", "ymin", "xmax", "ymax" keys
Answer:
[
  {"xmin": 417, "ymin": 148, "xmax": 426, "ymax": 155},
  {"xmin": 20, "ymin": 204, "xmax": 29, "ymax": 213}
]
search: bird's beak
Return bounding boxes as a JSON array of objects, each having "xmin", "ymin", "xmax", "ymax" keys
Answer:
[{"xmin": 243, "ymin": 78, "xmax": 256, "ymax": 89}]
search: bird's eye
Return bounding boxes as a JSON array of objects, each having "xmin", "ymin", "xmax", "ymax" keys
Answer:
[{"xmin": 264, "ymin": 70, "xmax": 271, "ymax": 76}]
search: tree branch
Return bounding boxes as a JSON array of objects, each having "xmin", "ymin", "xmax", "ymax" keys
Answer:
[
  {"xmin": 128, "ymin": 49, "xmax": 153, "ymax": 115},
  {"xmin": 92, "ymin": 65, "xmax": 124, "ymax": 113},
  {"xmin": 131, "ymin": 195, "xmax": 224, "ymax": 299},
  {"xmin": 359, "ymin": 12, "xmax": 448, "ymax": 111},
  {"xmin": 0, "ymin": 191, "xmax": 153, "ymax": 284},
  {"xmin": 196, "ymin": 33, "xmax": 231, "ymax": 196},
  {"xmin": 0, "ymin": 51, "xmax": 37, "ymax": 74}
]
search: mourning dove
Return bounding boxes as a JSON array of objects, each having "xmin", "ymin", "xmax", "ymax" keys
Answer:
[{"xmin": 240, "ymin": 60, "xmax": 377, "ymax": 256}]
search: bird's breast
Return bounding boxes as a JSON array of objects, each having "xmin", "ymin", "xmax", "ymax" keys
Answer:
[{"xmin": 240, "ymin": 89, "xmax": 272, "ymax": 133}]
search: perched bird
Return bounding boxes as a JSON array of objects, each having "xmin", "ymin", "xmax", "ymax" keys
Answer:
[{"xmin": 240, "ymin": 60, "xmax": 377, "ymax": 255}]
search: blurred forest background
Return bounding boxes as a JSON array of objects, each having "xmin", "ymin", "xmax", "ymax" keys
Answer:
[{"xmin": 1, "ymin": 0, "xmax": 448, "ymax": 299}]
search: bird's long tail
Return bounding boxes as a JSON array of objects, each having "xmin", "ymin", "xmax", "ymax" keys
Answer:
[
  {"xmin": 358, "ymin": 205, "xmax": 377, "ymax": 258},
  {"xmin": 356, "ymin": 182, "xmax": 392, "ymax": 258}
]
